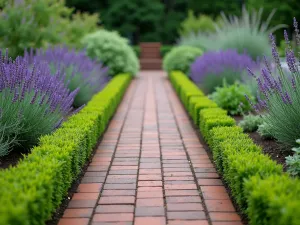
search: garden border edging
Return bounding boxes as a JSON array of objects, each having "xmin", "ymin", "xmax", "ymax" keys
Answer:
[
  {"xmin": 0, "ymin": 74, "xmax": 132, "ymax": 225},
  {"xmin": 169, "ymin": 70, "xmax": 300, "ymax": 225}
]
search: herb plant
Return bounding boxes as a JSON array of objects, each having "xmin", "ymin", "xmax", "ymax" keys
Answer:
[
  {"xmin": 190, "ymin": 49, "xmax": 258, "ymax": 94},
  {"xmin": 210, "ymin": 82, "xmax": 254, "ymax": 115},
  {"xmin": 239, "ymin": 114, "xmax": 263, "ymax": 132},
  {"xmin": 247, "ymin": 18, "xmax": 300, "ymax": 146},
  {"xmin": 25, "ymin": 46, "xmax": 108, "ymax": 107},
  {"xmin": 286, "ymin": 139, "xmax": 300, "ymax": 177},
  {"xmin": 0, "ymin": 50, "xmax": 77, "ymax": 156}
]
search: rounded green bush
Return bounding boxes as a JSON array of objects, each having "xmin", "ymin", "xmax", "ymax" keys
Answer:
[
  {"xmin": 81, "ymin": 30, "xmax": 139, "ymax": 76},
  {"xmin": 163, "ymin": 46, "xmax": 203, "ymax": 75}
]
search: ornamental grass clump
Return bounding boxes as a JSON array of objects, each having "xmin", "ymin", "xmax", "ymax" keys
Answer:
[
  {"xmin": 0, "ymin": 50, "xmax": 78, "ymax": 156},
  {"xmin": 25, "ymin": 46, "xmax": 108, "ymax": 107},
  {"xmin": 247, "ymin": 18, "xmax": 300, "ymax": 147},
  {"xmin": 190, "ymin": 49, "xmax": 258, "ymax": 94}
]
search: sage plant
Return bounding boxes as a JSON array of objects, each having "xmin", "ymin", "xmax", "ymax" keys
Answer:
[
  {"xmin": 0, "ymin": 50, "xmax": 78, "ymax": 156},
  {"xmin": 247, "ymin": 18, "xmax": 300, "ymax": 146},
  {"xmin": 24, "ymin": 46, "xmax": 108, "ymax": 107}
]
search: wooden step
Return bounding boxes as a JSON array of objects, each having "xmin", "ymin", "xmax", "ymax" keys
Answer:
[{"xmin": 140, "ymin": 58, "xmax": 162, "ymax": 70}]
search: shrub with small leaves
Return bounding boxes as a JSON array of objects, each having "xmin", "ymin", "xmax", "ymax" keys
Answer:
[
  {"xmin": 239, "ymin": 114, "xmax": 263, "ymax": 132},
  {"xmin": 0, "ymin": 50, "xmax": 77, "ymax": 156},
  {"xmin": 82, "ymin": 30, "xmax": 139, "ymax": 76},
  {"xmin": 163, "ymin": 46, "xmax": 203, "ymax": 75},
  {"xmin": 210, "ymin": 82, "xmax": 254, "ymax": 115},
  {"xmin": 285, "ymin": 139, "xmax": 300, "ymax": 177}
]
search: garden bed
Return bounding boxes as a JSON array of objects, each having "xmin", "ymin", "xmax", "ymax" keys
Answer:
[
  {"xmin": 169, "ymin": 70, "xmax": 300, "ymax": 225},
  {"xmin": 0, "ymin": 74, "xmax": 132, "ymax": 225},
  {"xmin": 232, "ymin": 116, "xmax": 291, "ymax": 170}
]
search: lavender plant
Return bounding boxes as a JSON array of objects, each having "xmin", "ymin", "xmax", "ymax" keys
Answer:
[
  {"xmin": 0, "ymin": 50, "xmax": 78, "ymax": 156},
  {"xmin": 24, "ymin": 46, "xmax": 108, "ymax": 107},
  {"xmin": 190, "ymin": 49, "xmax": 258, "ymax": 94},
  {"xmin": 247, "ymin": 18, "xmax": 300, "ymax": 147}
]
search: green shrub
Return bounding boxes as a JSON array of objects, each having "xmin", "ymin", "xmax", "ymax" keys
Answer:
[
  {"xmin": 168, "ymin": 69, "xmax": 296, "ymax": 225},
  {"xmin": 0, "ymin": 0, "xmax": 71, "ymax": 58},
  {"xmin": 245, "ymin": 175, "xmax": 300, "ymax": 225},
  {"xmin": 160, "ymin": 45, "xmax": 173, "ymax": 57},
  {"xmin": 188, "ymin": 96, "xmax": 217, "ymax": 125},
  {"xmin": 223, "ymin": 150, "xmax": 282, "ymax": 211},
  {"xmin": 179, "ymin": 10, "xmax": 216, "ymax": 36},
  {"xmin": 239, "ymin": 114, "xmax": 263, "ymax": 132},
  {"xmin": 257, "ymin": 122, "xmax": 275, "ymax": 139},
  {"xmin": 0, "ymin": 74, "xmax": 132, "ymax": 225},
  {"xmin": 286, "ymin": 140, "xmax": 300, "ymax": 177},
  {"xmin": 169, "ymin": 71, "xmax": 204, "ymax": 109},
  {"xmin": 61, "ymin": 12, "xmax": 99, "ymax": 49},
  {"xmin": 210, "ymin": 82, "xmax": 254, "ymax": 115},
  {"xmin": 163, "ymin": 46, "xmax": 203, "ymax": 75},
  {"xmin": 82, "ymin": 30, "xmax": 139, "ymax": 76},
  {"xmin": 209, "ymin": 126, "xmax": 246, "ymax": 169},
  {"xmin": 199, "ymin": 108, "xmax": 235, "ymax": 140},
  {"xmin": 132, "ymin": 46, "xmax": 141, "ymax": 57}
]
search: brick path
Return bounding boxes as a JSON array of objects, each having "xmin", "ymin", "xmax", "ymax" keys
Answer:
[{"xmin": 58, "ymin": 71, "xmax": 242, "ymax": 225}]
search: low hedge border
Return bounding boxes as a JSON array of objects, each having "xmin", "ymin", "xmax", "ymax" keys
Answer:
[
  {"xmin": 0, "ymin": 74, "xmax": 132, "ymax": 225},
  {"xmin": 169, "ymin": 71, "xmax": 300, "ymax": 225}
]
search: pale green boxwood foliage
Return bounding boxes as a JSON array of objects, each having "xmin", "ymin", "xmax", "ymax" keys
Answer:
[
  {"xmin": 163, "ymin": 46, "xmax": 203, "ymax": 75},
  {"xmin": 82, "ymin": 30, "xmax": 139, "ymax": 76}
]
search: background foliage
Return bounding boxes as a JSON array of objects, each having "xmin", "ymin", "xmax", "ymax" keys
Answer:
[{"xmin": 66, "ymin": 0, "xmax": 244, "ymax": 44}]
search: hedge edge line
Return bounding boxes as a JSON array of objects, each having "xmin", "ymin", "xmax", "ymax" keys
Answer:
[
  {"xmin": 169, "ymin": 71, "xmax": 300, "ymax": 225},
  {"xmin": 0, "ymin": 73, "xmax": 132, "ymax": 225}
]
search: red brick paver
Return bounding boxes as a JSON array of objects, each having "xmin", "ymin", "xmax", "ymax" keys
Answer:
[{"xmin": 58, "ymin": 71, "xmax": 241, "ymax": 225}]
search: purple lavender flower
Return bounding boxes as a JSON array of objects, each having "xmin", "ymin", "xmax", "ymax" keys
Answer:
[
  {"xmin": 0, "ymin": 49, "xmax": 78, "ymax": 155},
  {"xmin": 24, "ymin": 46, "xmax": 109, "ymax": 107},
  {"xmin": 190, "ymin": 49, "xmax": 259, "ymax": 93}
]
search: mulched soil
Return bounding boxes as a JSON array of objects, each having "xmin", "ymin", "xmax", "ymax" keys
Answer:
[
  {"xmin": 0, "ymin": 151, "xmax": 24, "ymax": 170},
  {"xmin": 233, "ymin": 115, "xmax": 291, "ymax": 171}
]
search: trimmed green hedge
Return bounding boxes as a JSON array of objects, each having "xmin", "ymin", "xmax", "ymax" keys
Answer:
[
  {"xmin": 0, "ymin": 74, "xmax": 132, "ymax": 225},
  {"xmin": 169, "ymin": 70, "xmax": 300, "ymax": 225}
]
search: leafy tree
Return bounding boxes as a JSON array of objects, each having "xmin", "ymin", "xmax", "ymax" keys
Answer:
[
  {"xmin": 247, "ymin": 0, "xmax": 300, "ymax": 40},
  {"xmin": 101, "ymin": 0, "xmax": 164, "ymax": 44}
]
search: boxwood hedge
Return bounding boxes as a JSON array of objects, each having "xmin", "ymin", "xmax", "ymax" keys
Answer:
[
  {"xmin": 0, "ymin": 74, "xmax": 131, "ymax": 225},
  {"xmin": 169, "ymin": 71, "xmax": 300, "ymax": 225}
]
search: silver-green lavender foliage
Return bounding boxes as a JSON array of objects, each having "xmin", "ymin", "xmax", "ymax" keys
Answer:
[
  {"xmin": 247, "ymin": 18, "xmax": 300, "ymax": 147},
  {"xmin": 239, "ymin": 114, "xmax": 263, "ymax": 132},
  {"xmin": 286, "ymin": 139, "xmax": 300, "ymax": 177}
]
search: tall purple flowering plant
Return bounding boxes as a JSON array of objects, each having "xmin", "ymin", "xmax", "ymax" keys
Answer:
[
  {"xmin": 247, "ymin": 18, "xmax": 300, "ymax": 147},
  {"xmin": 24, "ymin": 46, "xmax": 109, "ymax": 107},
  {"xmin": 0, "ymin": 50, "xmax": 78, "ymax": 156},
  {"xmin": 190, "ymin": 49, "xmax": 259, "ymax": 93}
]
